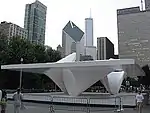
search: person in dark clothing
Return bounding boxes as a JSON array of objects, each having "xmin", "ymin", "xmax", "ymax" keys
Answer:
[{"xmin": 1, "ymin": 90, "xmax": 7, "ymax": 113}]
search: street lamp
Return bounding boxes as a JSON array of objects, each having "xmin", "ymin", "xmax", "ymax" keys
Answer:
[{"xmin": 19, "ymin": 58, "xmax": 23, "ymax": 91}]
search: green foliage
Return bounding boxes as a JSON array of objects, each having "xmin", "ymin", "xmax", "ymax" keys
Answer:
[
  {"xmin": 46, "ymin": 47, "xmax": 61, "ymax": 62},
  {"xmin": 0, "ymin": 35, "xmax": 61, "ymax": 89},
  {"xmin": 138, "ymin": 65, "xmax": 150, "ymax": 87},
  {"xmin": 0, "ymin": 32, "xmax": 8, "ymax": 64}
]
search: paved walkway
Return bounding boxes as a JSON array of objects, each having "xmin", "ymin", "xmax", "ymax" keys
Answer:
[{"xmin": 5, "ymin": 101, "xmax": 150, "ymax": 113}]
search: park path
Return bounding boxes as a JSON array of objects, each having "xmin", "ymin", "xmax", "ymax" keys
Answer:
[{"xmin": 5, "ymin": 101, "xmax": 150, "ymax": 113}]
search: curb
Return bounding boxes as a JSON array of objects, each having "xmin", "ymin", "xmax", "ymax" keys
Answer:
[{"xmin": 8, "ymin": 98, "xmax": 135, "ymax": 108}]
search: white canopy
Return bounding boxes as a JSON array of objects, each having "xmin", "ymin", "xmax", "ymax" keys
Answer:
[{"xmin": 1, "ymin": 53, "xmax": 145, "ymax": 96}]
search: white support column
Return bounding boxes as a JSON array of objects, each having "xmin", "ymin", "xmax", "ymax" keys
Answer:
[{"xmin": 76, "ymin": 41, "xmax": 80, "ymax": 61}]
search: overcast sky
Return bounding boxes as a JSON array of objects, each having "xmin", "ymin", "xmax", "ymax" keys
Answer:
[{"xmin": 0, "ymin": 0, "xmax": 142, "ymax": 54}]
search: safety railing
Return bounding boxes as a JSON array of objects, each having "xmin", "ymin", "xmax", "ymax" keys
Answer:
[
  {"xmin": 48, "ymin": 95, "xmax": 123, "ymax": 113},
  {"xmin": 8, "ymin": 93, "xmax": 137, "ymax": 112}
]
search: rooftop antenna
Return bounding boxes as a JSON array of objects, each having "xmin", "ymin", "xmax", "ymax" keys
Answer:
[{"xmin": 141, "ymin": 0, "xmax": 144, "ymax": 11}]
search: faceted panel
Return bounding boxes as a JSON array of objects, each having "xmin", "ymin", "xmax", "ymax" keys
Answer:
[
  {"xmin": 68, "ymin": 66, "xmax": 113, "ymax": 96},
  {"xmin": 44, "ymin": 68, "xmax": 67, "ymax": 93},
  {"xmin": 107, "ymin": 71, "xmax": 125, "ymax": 94},
  {"xmin": 62, "ymin": 69, "xmax": 77, "ymax": 96},
  {"xmin": 56, "ymin": 52, "xmax": 76, "ymax": 63}
]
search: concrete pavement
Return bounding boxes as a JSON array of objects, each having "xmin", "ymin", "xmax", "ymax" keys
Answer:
[{"xmin": 5, "ymin": 101, "xmax": 150, "ymax": 113}]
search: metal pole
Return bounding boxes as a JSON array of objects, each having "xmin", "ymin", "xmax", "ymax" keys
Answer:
[
  {"xmin": 55, "ymin": 84, "xmax": 56, "ymax": 92},
  {"xmin": 19, "ymin": 69, "xmax": 22, "ymax": 90},
  {"xmin": 19, "ymin": 58, "xmax": 23, "ymax": 91}
]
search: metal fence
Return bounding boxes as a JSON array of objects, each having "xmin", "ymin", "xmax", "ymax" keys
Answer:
[{"xmin": 48, "ymin": 96, "xmax": 123, "ymax": 113}]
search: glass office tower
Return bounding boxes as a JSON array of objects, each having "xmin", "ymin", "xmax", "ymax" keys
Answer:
[{"xmin": 24, "ymin": 0, "xmax": 47, "ymax": 44}]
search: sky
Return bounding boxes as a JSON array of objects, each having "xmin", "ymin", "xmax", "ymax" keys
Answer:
[{"xmin": 0, "ymin": 0, "xmax": 142, "ymax": 54}]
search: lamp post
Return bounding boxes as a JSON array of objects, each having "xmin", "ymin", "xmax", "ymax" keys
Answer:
[{"xmin": 19, "ymin": 58, "xmax": 23, "ymax": 91}]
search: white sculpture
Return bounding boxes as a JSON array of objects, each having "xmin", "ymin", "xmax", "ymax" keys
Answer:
[
  {"xmin": 101, "ymin": 71, "xmax": 126, "ymax": 95},
  {"xmin": 1, "ymin": 53, "xmax": 145, "ymax": 96}
]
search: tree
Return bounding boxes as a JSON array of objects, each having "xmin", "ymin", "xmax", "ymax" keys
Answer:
[
  {"xmin": 6, "ymin": 37, "xmax": 36, "ymax": 64},
  {"xmin": 0, "ymin": 36, "xmax": 62, "ymax": 89},
  {"xmin": 122, "ymin": 77, "xmax": 139, "ymax": 87},
  {"xmin": 138, "ymin": 65, "xmax": 150, "ymax": 88},
  {"xmin": 32, "ymin": 44, "xmax": 47, "ymax": 63},
  {"xmin": 0, "ymin": 32, "xmax": 8, "ymax": 65},
  {"xmin": 45, "ymin": 47, "xmax": 61, "ymax": 62},
  {"xmin": 0, "ymin": 32, "xmax": 9, "ymax": 88}
]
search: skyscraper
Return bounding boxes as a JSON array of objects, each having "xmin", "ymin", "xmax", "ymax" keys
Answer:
[
  {"xmin": 85, "ymin": 18, "xmax": 93, "ymax": 46},
  {"xmin": 62, "ymin": 21, "xmax": 85, "ymax": 56},
  {"xmin": 117, "ymin": 7, "xmax": 150, "ymax": 67},
  {"xmin": 24, "ymin": 0, "xmax": 47, "ymax": 45},
  {"xmin": 97, "ymin": 37, "xmax": 114, "ymax": 60},
  {"xmin": 84, "ymin": 16, "xmax": 97, "ymax": 60}
]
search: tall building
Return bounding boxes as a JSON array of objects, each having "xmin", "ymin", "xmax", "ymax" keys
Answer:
[
  {"xmin": 117, "ymin": 6, "xmax": 140, "ymax": 15},
  {"xmin": 0, "ymin": 21, "xmax": 27, "ymax": 39},
  {"xmin": 97, "ymin": 37, "xmax": 114, "ymax": 60},
  {"xmin": 24, "ymin": 0, "xmax": 47, "ymax": 45},
  {"xmin": 57, "ymin": 45, "xmax": 64, "ymax": 58},
  {"xmin": 85, "ymin": 18, "xmax": 93, "ymax": 46},
  {"xmin": 84, "ymin": 17, "xmax": 96, "ymax": 60},
  {"xmin": 145, "ymin": 0, "xmax": 150, "ymax": 10},
  {"xmin": 85, "ymin": 46, "xmax": 97, "ymax": 60},
  {"xmin": 117, "ymin": 7, "xmax": 150, "ymax": 67},
  {"xmin": 62, "ymin": 21, "xmax": 85, "ymax": 56}
]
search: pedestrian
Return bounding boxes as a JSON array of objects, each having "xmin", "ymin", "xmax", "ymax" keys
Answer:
[
  {"xmin": 13, "ymin": 88, "xmax": 23, "ymax": 113},
  {"xmin": 0, "ymin": 90, "xmax": 2, "ymax": 109},
  {"xmin": 136, "ymin": 91, "xmax": 144, "ymax": 113},
  {"xmin": 0, "ymin": 90, "xmax": 2, "ymax": 100},
  {"xmin": 1, "ymin": 90, "xmax": 7, "ymax": 113},
  {"xmin": 20, "ymin": 93, "xmax": 26, "ymax": 110}
]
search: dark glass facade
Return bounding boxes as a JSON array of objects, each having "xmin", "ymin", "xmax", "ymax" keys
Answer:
[
  {"xmin": 24, "ymin": 0, "xmax": 47, "ymax": 44},
  {"xmin": 106, "ymin": 38, "xmax": 114, "ymax": 59},
  {"xmin": 97, "ymin": 37, "xmax": 114, "ymax": 60}
]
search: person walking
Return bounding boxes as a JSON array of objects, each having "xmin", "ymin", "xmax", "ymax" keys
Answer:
[
  {"xmin": 0, "ymin": 90, "xmax": 7, "ymax": 113},
  {"xmin": 136, "ymin": 91, "xmax": 144, "ymax": 113},
  {"xmin": 13, "ymin": 88, "xmax": 23, "ymax": 113},
  {"xmin": 0, "ymin": 90, "xmax": 2, "ymax": 100},
  {"xmin": 0, "ymin": 90, "xmax": 2, "ymax": 112}
]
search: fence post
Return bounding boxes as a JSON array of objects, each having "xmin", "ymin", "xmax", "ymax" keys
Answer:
[
  {"xmin": 117, "ymin": 96, "xmax": 124, "ymax": 112},
  {"xmin": 49, "ymin": 96, "xmax": 54, "ymax": 113},
  {"xmin": 115, "ymin": 97, "xmax": 117, "ymax": 111},
  {"xmin": 86, "ymin": 97, "xmax": 90, "ymax": 113},
  {"xmin": 120, "ymin": 96, "xmax": 124, "ymax": 111}
]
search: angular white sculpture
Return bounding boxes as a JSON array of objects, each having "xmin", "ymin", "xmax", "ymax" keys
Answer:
[
  {"xmin": 107, "ymin": 71, "xmax": 125, "ymax": 94},
  {"xmin": 44, "ymin": 53, "xmax": 76, "ymax": 94},
  {"xmin": 56, "ymin": 53, "xmax": 76, "ymax": 63},
  {"xmin": 1, "ymin": 53, "xmax": 145, "ymax": 96},
  {"xmin": 101, "ymin": 71, "xmax": 126, "ymax": 95}
]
